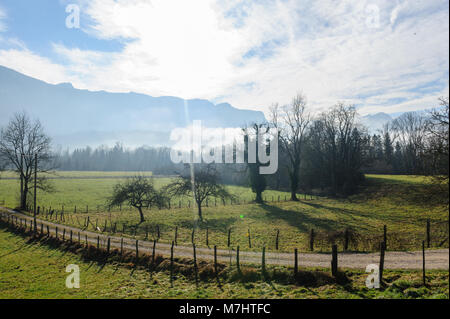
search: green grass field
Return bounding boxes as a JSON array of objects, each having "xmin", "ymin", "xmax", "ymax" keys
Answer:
[
  {"xmin": 0, "ymin": 228, "xmax": 448, "ymax": 299},
  {"xmin": 0, "ymin": 172, "xmax": 448, "ymax": 253},
  {"xmin": 0, "ymin": 171, "xmax": 154, "ymax": 179}
]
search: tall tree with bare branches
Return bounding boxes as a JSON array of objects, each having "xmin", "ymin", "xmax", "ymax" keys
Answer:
[
  {"xmin": 0, "ymin": 112, "xmax": 54, "ymax": 210},
  {"xmin": 270, "ymin": 93, "xmax": 310, "ymax": 201}
]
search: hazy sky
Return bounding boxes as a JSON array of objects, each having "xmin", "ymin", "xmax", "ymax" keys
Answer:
[{"xmin": 0, "ymin": 0, "xmax": 448, "ymax": 117}]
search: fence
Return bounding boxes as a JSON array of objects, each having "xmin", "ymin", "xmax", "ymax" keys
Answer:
[
  {"xmin": 0, "ymin": 191, "xmax": 318, "ymax": 214},
  {"xmin": 20, "ymin": 192, "xmax": 318, "ymax": 214},
  {"xmin": 24, "ymin": 203, "xmax": 449, "ymax": 253},
  {"xmin": 0, "ymin": 210, "xmax": 432, "ymax": 286}
]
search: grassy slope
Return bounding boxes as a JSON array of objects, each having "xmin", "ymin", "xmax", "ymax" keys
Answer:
[
  {"xmin": 0, "ymin": 174, "xmax": 448, "ymax": 252},
  {"xmin": 0, "ymin": 228, "xmax": 448, "ymax": 299}
]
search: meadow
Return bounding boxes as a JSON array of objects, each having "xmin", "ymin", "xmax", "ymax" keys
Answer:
[
  {"xmin": 0, "ymin": 172, "xmax": 448, "ymax": 253},
  {"xmin": 0, "ymin": 227, "xmax": 448, "ymax": 299}
]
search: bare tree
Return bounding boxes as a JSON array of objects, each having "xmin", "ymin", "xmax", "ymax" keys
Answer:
[
  {"xmin": 427, "ymin": 97, "xmax": 449, "ymax": 157},
  {"xmin": 242, "ymin": 123, "xmax": 270, "ymax": 203},
  {"xmin": 307, "ymin": 103, "xmax": 367, "ymax": 195},
  {"xmin": 391, "ymin": 111, "xmax": 428, "ymax": 174},
  {"xmin": 270, "ymin": 93, "xmax": 310, "ymax": 200},
  {"xmin": 108, "ymin": 176, "xmax": 166, "ymax": 223},
  {"xmin": 0, "ymin": 112, "xmax": 53, "ymax": 210},
  {"xmin": 425, "ymin": 97, "xmax": 449, "ymax": 199},
  {"xmin": 164, "ymin": 165, "xmax": 233, "ymax": 221}
]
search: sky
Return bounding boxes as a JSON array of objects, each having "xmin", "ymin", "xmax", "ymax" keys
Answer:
[{"xmin": 0, "ymin": 0, "xmax": 448, "ymax": 117}]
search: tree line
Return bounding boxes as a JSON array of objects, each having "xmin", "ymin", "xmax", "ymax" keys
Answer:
[{"xmin": 1, "ymin": 96, "xmax": 448, "ymax": 214}]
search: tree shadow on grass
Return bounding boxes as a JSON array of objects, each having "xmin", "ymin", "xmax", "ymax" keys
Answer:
[
  {"xmin": 258, "ymin": 203, "xmax": 338, "ymax": 233},
  {"xmin": 0, "ymin": 243, "xmax": 27, "ymax": 259},
  {"xmin": 299, "ymin": 200, "xmax": 425, "ymax": 228}
]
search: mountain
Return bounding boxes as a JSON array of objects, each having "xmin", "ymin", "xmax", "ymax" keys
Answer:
[
  {"xmin": 360, "ymin": 112, "xmax": 393, "ymax": 133},
  {"xmin": 0, "ymin": 65, "xmax": 266, "ymax": 149}
]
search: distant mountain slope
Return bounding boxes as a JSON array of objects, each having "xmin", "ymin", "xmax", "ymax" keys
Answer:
[
  {"xmin": 0, "ymin": 65, "xmax": 266, "ymax": 148},
  {"xmin": 360, "ymin": 112, "xmax": 393, "ymax": 133}
]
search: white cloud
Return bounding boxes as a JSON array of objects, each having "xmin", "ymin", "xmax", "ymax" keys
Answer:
[
  {"xmin": 0, "ymin": 48, "xmax": 75, "ymax": 84},
  {"xmin": 1, "ymin": 0, "xmax": 449, "ymax": 117}
]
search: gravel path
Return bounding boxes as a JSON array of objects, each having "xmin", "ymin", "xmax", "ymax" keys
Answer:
[{"xmin": 1, "ymin": 208, "xmax": 448, "ymax": 270}]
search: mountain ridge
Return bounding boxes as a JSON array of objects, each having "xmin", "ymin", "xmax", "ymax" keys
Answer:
[{"xmin": 0, "ymin": 65, "xmax": 266, "ymax": 149}]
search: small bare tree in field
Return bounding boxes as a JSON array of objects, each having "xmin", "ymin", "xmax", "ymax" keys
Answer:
[
  {"xmin": 0, "ymin": 112, "xmax": 54, "ymax": 210},
  {"xmin": 164, "ymin": 165, "xmax": 233, "ymax": 221},
  {"xmin": 108, "ymin": 176, "xmax": 166, "ymax": 223}
]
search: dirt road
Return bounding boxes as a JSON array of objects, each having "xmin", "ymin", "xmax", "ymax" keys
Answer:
[{"xmin": 1, "ymin": 208, "xmax": 448, "ymax": 270}]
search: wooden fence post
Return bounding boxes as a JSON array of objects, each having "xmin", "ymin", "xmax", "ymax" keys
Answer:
[
  {"xmin": 422, "ymin": 240, "xmax": 426, "ymax": 286},
  {"xmin": 331, "ymin": 244, "xmax": 338, "ymax": 276},
  {"xmin": 426, "ymin": 219, "xmax": 431, "ymax": 248},
  {"xmin": 135, "ymin": 240, "xmax": 139, "ymax": 260},
  {"xmin": 294, "ymin": 248, "xmax": 298, "ymax": 276},
  {"xmin": 97, "ymin": 235, "xmax": 100, "ymax": 249},
  {"xmin": 262, "ymin": 246, "xmax": 266, "ymax": 274},
  {"xmin": 46, "ymin": 225, "xmax": 50, "ymax": 236},
  {"xmin": 248, "ymin": 228, "xmax": 252, "ymax": 248},
  {"xmin": 78, "ymin": 232, "xmax": 80, "ymax": 243},
  {"xmin": 227, "ymin": 228, "xmax": 231, "ymax": 247},
  {"xmin": 170, "ymin": 241, "xmax": 174, "ymax": 287},
  {"xmin": 175, "ymin": 226, "xmax": 178, "ymax": 246},
  {"xmin": 107, "ymin": 237, "xmax": 111, "ymax": 254},
  {"xmin": 214, "ymin": 245, "xmax": 219, "ymax": 285},
  {"xmin": 275, "ymin": 229, "xmax": 280, "ymax": 250},
  {"xmin": 383, "ymin": 225, "xmax": 387, "ymax": 249},
  {"xmin": 310, "ymin": 229, "xmax": 315, "ymax": 251},
  {"xmin": 55, "ymin": 227, "xmax": 58, "ymax": 239},
  {"xmin": 379, "ymin": 241, "xmax": 386, "ymax": 283},
  {"xmin": 206, "ymin": 227, "xmax": 209, "ymax": 246},
  {"xmin": 193, "ymin": 243, "xmax": 198, "ymax": 285},
  {"xmin": 344, "ymin": 228, "xmax": 349, "ymax": 251},
  {"xmin": 152, "ymin": 240, "xmax": 156, "ymax": 265},
  {"xmin": 236, "ymin": 245, "xmax": 240, "ymax": 272},
  {"xmin": 70, "ymin": 230, "xmax": 73, "ymax": 243}
]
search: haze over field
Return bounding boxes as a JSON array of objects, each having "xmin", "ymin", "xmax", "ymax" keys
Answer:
[{"xmin": 0, "ymin": 65, "xmax": 266, "ymax": 149}]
